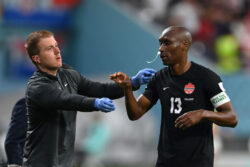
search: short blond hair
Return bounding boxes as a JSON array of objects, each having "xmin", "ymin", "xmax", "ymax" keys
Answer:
[{"xmin": 25, "ymin": 30, "xmax": 54, "ymax": 65}]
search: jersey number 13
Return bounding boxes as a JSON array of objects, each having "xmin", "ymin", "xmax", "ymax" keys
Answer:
[{"xmin": 170, "ymin": 97, "xmax": 182, "ymax": 114}]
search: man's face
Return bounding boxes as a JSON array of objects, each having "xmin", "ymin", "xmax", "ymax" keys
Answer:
[
  {"xmin": 158, "ymin": 29, "xmax": 182, "ymax": 66},
  {"xmin": 35, "ymin": 36, "xmax": 62, "ymax": 71}
]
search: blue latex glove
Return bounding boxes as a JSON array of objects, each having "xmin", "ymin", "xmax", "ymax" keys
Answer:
[
  {"xmin": 94, "ymin": 98, "xmax": 115, "ymax": 112},
  {"xmin": 131, "ymin": 68, "xmax": 157, "ymax": 88}
]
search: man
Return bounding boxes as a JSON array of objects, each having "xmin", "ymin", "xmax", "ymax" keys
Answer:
[
  {"xmin": 110, "ymin": 26, "xmax": 238, "ymax": 167},
  {"xmin": 4, "ymin": 64, "xmax": 73, "ymax": 167},
  {"xmin": 5, "ymin": 98, "xmax": 26, "ymax": 167},
  {"xmin": 23, "ymin": 30, "xmax": 156, "ymax": 167}
]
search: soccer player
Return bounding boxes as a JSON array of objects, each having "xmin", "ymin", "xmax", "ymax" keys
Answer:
[
  {"xmin": 110, "ymin": 26, "xmax": 238, "ymax": 167},
  {"xmin": 23, "ymin": 30, "xmax": 156, "ymax": 167}
]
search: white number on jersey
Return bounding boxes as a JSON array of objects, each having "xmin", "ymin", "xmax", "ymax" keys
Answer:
[{"xmin": 170, "ymin": 97, "xmax": 182, "ymax": 114}]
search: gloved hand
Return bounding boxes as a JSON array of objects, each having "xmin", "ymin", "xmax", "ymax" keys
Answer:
[
  {"xmin": 131, "ymin": 68, "xmax": 157, "ymax": 88},
  {"xmin": 94, "ymin": 97, "xmax": 115, "ymax": 112}
]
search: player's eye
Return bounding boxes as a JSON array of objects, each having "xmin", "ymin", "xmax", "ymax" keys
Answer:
[
  {"xmin": 159, "ymin": 40, "xmax": 170, "ymax": 46},
  {"xmin": 46, "ymin": 46, "xmax": 53, "ymax": 50},
  {"xmin": 164, "ymin": 40, "xmax": 171, "ymax": 45}
]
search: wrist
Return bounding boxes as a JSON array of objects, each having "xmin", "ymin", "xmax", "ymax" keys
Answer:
[
  {"xmin": 131, "ymin": 77, "xmax": 139, "ymax": 88},
  {"xmin": 124, "ymin": 86, "xmax": 133, "ymax": 91},
  {"xmin": 200, "ymin": 109, "xmax": 208, "ymax": 119},
  {"xmin": 94, "ymin": 98, "xmax": 100, "ymax": 109},
  {"xmin": 126, "ymin": 80, "xmax": 134, "ymax": 90}
]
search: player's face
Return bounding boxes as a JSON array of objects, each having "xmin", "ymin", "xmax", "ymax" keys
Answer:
[
  {"xmin": 35, "ymin": 36, "xmax": 62, "ymax": 72},
  {"xmin": 158, "ymin": 29, "xmax": 182, "ymax": 66}
]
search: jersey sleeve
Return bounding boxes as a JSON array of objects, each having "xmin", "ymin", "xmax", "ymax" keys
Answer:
[
  {"xmin": 143, "ymin": 74, "xmax": 159, "ymax": 105},
  {"xmin": 203, "ymin": 69, "xmax": 230, "ymax": 108}
]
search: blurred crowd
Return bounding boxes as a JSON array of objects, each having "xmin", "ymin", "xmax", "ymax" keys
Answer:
[{"xmin": 115, "ymin": 0, "xmax": 250, "ymax": 74}]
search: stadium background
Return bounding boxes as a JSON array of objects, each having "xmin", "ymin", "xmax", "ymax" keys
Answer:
[{"xmin": 0, "ymin": 0, "xmax": 249, "ymax": 166}]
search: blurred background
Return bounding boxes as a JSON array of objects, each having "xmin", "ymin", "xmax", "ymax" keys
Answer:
[{"xmin": 0, "ymin": 0, "xmax": 250, "ymax": 166}]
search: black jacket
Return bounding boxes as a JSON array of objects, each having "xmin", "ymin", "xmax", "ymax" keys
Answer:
[
  {"xmin": 23, "ymin": 68, "xmax": 124, "ymax": 167},
  {"xmin": 5, "ymin": 97, "xmax": 27, "ymax": 165}
]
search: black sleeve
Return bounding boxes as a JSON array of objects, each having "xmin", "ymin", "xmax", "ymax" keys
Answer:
[
  {"xmin": 5, "ymin": 98, "xmax": 27, "ymax": 165},
  {"xmin": 77, "ymin": 74, "xmax": 124, "ymax": 99},
  {"xmin": 202, "ymin": 69, "xmax": 231, "ymax": 108},
  {"xmin": 143, "ymin": 74, "xmax": 159, "ymax": 104},
  {"xmin": 203, "ymin": 69, "xmax": 223, "ymax": 99},
  {"xmin": 27, "ymin": 79, "xmax": 97, "ymax": 112}
]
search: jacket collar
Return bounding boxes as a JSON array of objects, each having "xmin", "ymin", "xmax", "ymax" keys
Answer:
[{"xmin": 36, "ymin": 69, "xmax": 59, "ymax": 81}]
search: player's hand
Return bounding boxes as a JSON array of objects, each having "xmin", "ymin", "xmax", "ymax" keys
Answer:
[
  {"xmin": 131, "ymin": 68, "xmax": 156, "ymax": 87},
  {"xmin": 175, "ymin": 110, "xmax": 204, "ymax": 130},
  {"xmin": 94, "ymin": 98, "xmax": 115, "ymax": 112},
  {"xmin": 110, "ymin": 72, "xmax": 132, "ymax": 89}
]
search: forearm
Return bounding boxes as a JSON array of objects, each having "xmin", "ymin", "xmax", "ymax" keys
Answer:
[
  {"xmin": 203, "ymin": 109, "xmax": 238, "ymax": 127},
  {"xmin": 79, "ymin": 81, "xmax": 124, "ymax": 99},
  {"xmin": 29, "ymin": 90, "xmax": 97, "ymax": 112},
  {"xmin": 124, "ymin": 88, "xmax": 144, "ymax": 120},
  {"xmin": 28, "ymin": 82, "xmax": 98, "ymax": 112},
  {"xmin": 57, "ymin": 94, "xmax": 97, "ymax": 111}
]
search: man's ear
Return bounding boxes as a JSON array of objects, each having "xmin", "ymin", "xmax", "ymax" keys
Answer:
[
  {"xmin": 182, "ymin": 39, "xmax": 189, "ymax": 47},
  {"xmin": 31, "ymin": 55, "xmax": 40, "ymax": 64},
  {"xmin": 181, "ymin": 39, "xmax": 190, "ymax": 51}
]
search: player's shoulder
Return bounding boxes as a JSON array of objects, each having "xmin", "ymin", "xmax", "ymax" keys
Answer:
[
  {"xmin": 191, "ymin": 62, "xmax": 220, "ymax": 79},
  {"xmin": 149, "ymin": 67, "xmax": 167, "ymax": 82}
]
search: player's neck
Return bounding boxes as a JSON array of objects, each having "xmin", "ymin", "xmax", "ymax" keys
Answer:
[{"xmin": 170, "ymin": 61, "xmax": 191, "ymax": 76}]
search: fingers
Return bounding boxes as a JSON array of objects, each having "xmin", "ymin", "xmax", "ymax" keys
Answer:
[
  {"xmin": 102, "ymin": 104, "xmax": 115, "ymax": 112},
  {"xmin": 141, "ymin": 69, "xmax": 156, "ymax": 83},
  {"xmin": 110, "ymin": 73, "xmax": 118, "ymax": 80},
  {"xmin": 142, "ymin": 76, "xmax": 153, "ymax": 83},
  {"xmin": 101, "ymin": 98, "xmax": 115, "ymax": 112},
  {"xmin": 110, "ymin": 72, "xmax": 121, "ymax": 83},
  {"xmin": 103, "ymin": 99, "xmax": 115, "ymax": 109},
  {"xmin": 110, "ymin": 74, "xmax": 116, "ymax": 80},
  {"xmin": 143, "ymin": 68, "xmax": 157, "ymax": 76},
  {"xmin": 143, "ymin": 72, "xmax": 154, "ymax": 77},
  {"xmin": 143, "ymin": 69, "xmax": 156, "ymax": 76},
  {"xmin": 137, "ymin": 69, "xmax": 156, "ymax": 84},
  {"xmin": 143, "ymin": 68, "xmax": 157, "ymax": 73},
  {"xmin": 110, "ymin": 72, "xmax": 125, "ymax": 79},
  {"xmin": 175, "ymin": 113, "xmax": 190, "ymax": 130}
]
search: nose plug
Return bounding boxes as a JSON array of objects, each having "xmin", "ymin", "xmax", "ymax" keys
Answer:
[{"xmin": 146, "ymin": 51, "xmax": 160, "ymax": 64}]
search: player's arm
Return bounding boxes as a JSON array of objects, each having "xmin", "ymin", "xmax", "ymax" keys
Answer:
[
  {"xmin": 27, "ymin": 80, "xmax": 97, "ymax": 112},
  {"xmin": 124, "ymin": 90, "xmax": 153, "ymax": 120},
  {"xmin": 203, "ymin": 78, "xmax": 238, "ymax": 127},
  {"xmin": 110, "ymin": 72, "xmax": 153, "ymax": 120},
  {"xmin": 76, "ymin": 68, "xmax": 156, "ymax": 99},
  {"xmin": 175, "ymin": 102, "xmax": 237, "ymax": 130},
  {"xmin": 203, "ymin": 101, "xmax": 237, "ymax": 127}
]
